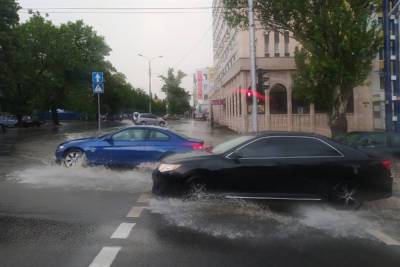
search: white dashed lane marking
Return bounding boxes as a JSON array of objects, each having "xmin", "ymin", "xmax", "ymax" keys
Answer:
[
  {"xmin": 137, "ymin": 193, "xmax": 152, "ymax": 203},
  {"xmin": 126, "ymin": 206, "xmax": 145, "ymax": 218},
  {"xmin": 111, "ymin": 223, "xmax": 136, "ymax": 239},
  {"xmin": 89, "ymin": 246, "xmax": 121, "ymax": 267},
  {"xmin": 366, "ymin": 228, "xmax": 400, "ymax": 246}
]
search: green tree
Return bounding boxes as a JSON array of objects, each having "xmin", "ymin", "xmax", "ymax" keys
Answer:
[
  {"xmin": 159, "ymin": 68, "xmax": 190, "ymax": 114},
  {"xmin": 0, "ymin": 0, "xmax": 20, "ymax": 114},
  {"xmin": 223, "ymin": 0, "xmax": 381, "ymax": 136},
  {"xmin": 10, "ymin": 14, "xmax": 111, "ymax": 124}
]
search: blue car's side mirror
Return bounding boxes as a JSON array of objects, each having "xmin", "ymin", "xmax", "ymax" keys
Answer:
[{"xmin": 104, "ymin": 136, "xmax": 113, "ymax": 143}]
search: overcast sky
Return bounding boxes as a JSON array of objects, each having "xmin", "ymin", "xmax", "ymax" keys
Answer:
[{"xmin": 17, "ymin": 0, "xmax": 214, "ymax": 100}]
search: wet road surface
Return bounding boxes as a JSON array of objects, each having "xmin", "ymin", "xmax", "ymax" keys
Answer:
[{"xmin": 1, "ymin": 120, "xmax": 400, "ymax": 267}]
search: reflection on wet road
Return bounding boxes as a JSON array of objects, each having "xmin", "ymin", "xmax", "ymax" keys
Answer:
[{"xmin": 1, "ymin": 120, "xmax": 400, "ymax": 267}]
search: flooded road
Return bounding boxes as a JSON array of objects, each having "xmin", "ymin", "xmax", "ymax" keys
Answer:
[{"xmin": 1, "ymin": 120, "xmax": 400, "ymax": 267}]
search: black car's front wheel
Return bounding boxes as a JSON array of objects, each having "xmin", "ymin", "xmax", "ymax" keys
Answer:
[
  {"xmin": 63, "ymin": 149, "xmax": 86, "ymax": 168},
  {"xmin": 184, "ymin": 176, "xmax": 207, "ymax": 199},
  {"xmin": 331, "ymin": 182, "xmax": 363, "ymax": 210}
]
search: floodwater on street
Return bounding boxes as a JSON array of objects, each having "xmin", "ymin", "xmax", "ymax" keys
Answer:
[
  {"xmin": 1, "ymin": 120, "xmax": 400, "ymax": 267},
  {"xmin": 1, "ymin": 120, "xmax": 400, "ymax": 242}
]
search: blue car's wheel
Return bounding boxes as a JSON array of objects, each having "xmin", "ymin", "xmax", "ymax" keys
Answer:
[{"xmin": 63, "ymin": 149, "xmax": 86, "ymax": 168}]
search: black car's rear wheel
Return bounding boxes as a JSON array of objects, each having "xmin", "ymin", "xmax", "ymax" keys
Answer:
[
  {"xmin": 331, "ymin": 182, "xmax": 363, "ymax": 210},
  {"xmin": 63, "ymin": 149, "xmax": 86, "ymax": 168}
]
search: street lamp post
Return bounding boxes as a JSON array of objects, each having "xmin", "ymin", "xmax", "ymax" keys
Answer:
[
  {"xmin": 248, "ymin": 0, "xmax": 258, "ymax": 132},
  {"xmin": 138, "ymin": 54, "xmax": 163, "ymax": 114}
]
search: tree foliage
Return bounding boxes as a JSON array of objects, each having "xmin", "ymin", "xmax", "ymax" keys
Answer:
[
  {"xmin": 0, "ymin": 0, "xmax": 20, "ymax": 113},
  {"xmin": 223, "ymin": 0, "xmax": 381, "ymax": 136},
  {"xmin": 159, "ymin": 68, "xmax": 190, "ymax": 114},
  {"xmin": 0, "ymin": 1, "xmax": 165, "ymax": 124}
]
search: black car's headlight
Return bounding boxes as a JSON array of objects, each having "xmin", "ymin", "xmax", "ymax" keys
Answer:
[{"xmin": 158, "ymin": 163, "xmax": 181, "ymax": 173}]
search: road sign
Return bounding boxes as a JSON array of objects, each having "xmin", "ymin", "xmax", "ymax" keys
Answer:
[
  {"xmin": 93, "ymin": 83, "xmax": 104, "ymax": 94},
  {"xmin": 92, "ymin": 72, "xmax": 104, "ymax": 83},
  {"xmin": 92, "ymin": 72, "xmax": 104, "ymax": 131},
  {"xmin": 92, "ymin": 72, "xmax": 104, "ymax": 94}
]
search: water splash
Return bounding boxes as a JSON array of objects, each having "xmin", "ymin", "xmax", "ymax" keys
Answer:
[
  {"xmin": 6, "ymin": 165, "xmax": 152, "ymax": 193},
  {"xmin": 148, "ymin": 196, "xmax": 400, "ymax": 241}
]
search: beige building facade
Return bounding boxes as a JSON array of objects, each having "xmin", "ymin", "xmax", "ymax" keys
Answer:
[{"xmin": 210, "ymin": 0, "xmax": 384, "ymax": 136}]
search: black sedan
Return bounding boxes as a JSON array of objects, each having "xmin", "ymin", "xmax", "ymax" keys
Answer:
[{"xmin": 152, "ymin": 132, "xmax": 393, "ymax": 209}]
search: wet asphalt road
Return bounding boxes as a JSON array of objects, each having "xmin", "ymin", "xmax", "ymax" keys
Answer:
[{"xmin": 1, "ymin": 120, "xmax": 400, "ymax": 267}]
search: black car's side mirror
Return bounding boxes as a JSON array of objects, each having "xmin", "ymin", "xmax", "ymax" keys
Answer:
[{"xmin": 230, "ymin": 150, "xmax": 243, "ymax": 163}]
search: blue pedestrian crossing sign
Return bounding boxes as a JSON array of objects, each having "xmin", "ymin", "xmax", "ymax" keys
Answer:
[
  {"xmin": 92, "ymin": 72, "xmax": 104, "ymax": 94},
  {"xmin": 93, "ymin": 83, "xmax": 104, "ymax": 94}
]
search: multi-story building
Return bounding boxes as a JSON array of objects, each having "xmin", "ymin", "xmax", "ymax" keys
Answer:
[{"xmin": 209, "ymin": 0, "xmax": 385, "ymax": 135}]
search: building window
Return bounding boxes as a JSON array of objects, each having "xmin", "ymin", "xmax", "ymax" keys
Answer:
[
  {"xmin": 238, "ymin": 89, "xmax": 242, "ymax": 115},
  {"xmin": 284, "ymin": 31, "xmax": 290, "ymax": 57},
  {"xmin": 231, "ymin": 95, "xmax": 235, "ymax": 117},
  {"xmin": 274, "ymin": 30, "xmax": 280, "ymax": 57},
  {"xmin": 380, "ymin": 76, "xmax": 385, "ymax": 90},
  {"xmin": 264, "ymin": 32, "xmax": 270, "ymax": 57}
]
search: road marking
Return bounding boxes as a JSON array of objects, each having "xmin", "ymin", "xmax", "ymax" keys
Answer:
[
  {"xmin": 137, "ymin": 193, "xmax": 152, "ymax": 203},
  {"xmin": 111, "ymin": 223, "xmax": 136, "ymax": 239},
  {"xmin": 366, "ymin": 228, "xmax": 400, "ymax": 246},
  {"xmin": 126, "ymin": 206, "xmax": 145, "ymax": 218},
  {"xmin": 89, "ymin": 246, "xmax": 121, "ymax": 267}
]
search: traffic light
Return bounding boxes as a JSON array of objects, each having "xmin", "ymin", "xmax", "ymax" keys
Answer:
[
  {"xmin": 246, "ymin": 87, "xmax": 253, "ymax": 105},
  {"xmin": 257, "ymin": 69, "xmax": 270, "ymax": 92}
]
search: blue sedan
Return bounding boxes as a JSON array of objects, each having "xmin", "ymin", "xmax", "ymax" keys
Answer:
[{"xmin": 55, "ymin": 126, "xmax": 204, "ymax": 168}]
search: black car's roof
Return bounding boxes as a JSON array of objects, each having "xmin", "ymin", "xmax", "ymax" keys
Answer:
[{"xmin": 249, "ymin": 131, "xmax": 330, "ymax": 140}]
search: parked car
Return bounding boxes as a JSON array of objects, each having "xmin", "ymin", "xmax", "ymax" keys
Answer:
[
  {"xmin": 152, "ymin": 132, "xmax": 393, "ymax": 209},
  {"xmin": 16, "ymin": 115, "xmax": 43, "ymax": 127},
  {"xmin": 55, "ymin": 126, "xmax": 204, "ymax": 168},
  {"xmin": 0, "ymin": 115, "xmax": 17, "ymax": 128},
  {"xmin": 163, "ymin": 114, "xmax": 180, "ymax": 121},
  {"xmin": 333, "ymin": 131, "xmax": 400, "ymax": 176},
  {"xmin": 135, "ymin": 113, "xmax": 167, "ymax": 126}
]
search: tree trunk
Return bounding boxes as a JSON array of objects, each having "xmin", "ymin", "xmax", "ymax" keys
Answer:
[
  {"xmin": 328, "ymin": 86, "xmax": 349, "ymax": 137},
  {"xmin": 51, "ymin": 106, "xmax": 60, "ymax": 125}
]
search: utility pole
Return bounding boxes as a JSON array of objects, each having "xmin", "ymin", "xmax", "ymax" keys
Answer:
[
  {"xmin": 138, "ymin": 54, "xmax": 163, "ymax": 114},
  {"xmin": 248, "ymin": 0, "xmax": 258, "ymax": 132},
  {"xmin": 97, "ymin": 94, "xmax": 101, "ymax": 131},
  {"xmin": 148, "ymin": 60, "xmax": 152, "ymax": 113}
]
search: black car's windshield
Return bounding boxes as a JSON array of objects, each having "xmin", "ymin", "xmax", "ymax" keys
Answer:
[{"xmin": 211, "ymin": 135, "xmax": 255, "ymax": 154}]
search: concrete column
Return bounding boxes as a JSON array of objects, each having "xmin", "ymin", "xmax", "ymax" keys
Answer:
[
  {"xmin": 310, "ymin": 103, "xmax": 316, "ymax": 133},
  {"xmin": 265, "ymin": 89, "xmax": 271, "ymax": 130},
  {"xmin": 287, "ymin": 87, "xmax": 293, "ymax": 131}
]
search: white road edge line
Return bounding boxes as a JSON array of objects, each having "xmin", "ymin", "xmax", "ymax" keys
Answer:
[
  {"xmin": 137, "ymin": 193, "xmax": 152, "ymax": 203},
  {"xmin": 366, "ymin": 228, "xmax": 400, "ymax": 246},
  {"xmin": 111, "ymin": 223, "xmax": 136, "ymax": 239},
  {"xmin": 88, "ymin": 246, "xmax": 121, "ymax": 267},
  {"xmin": 126, "ymin": 206, "xmax": 145, "ymax": 218}
]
